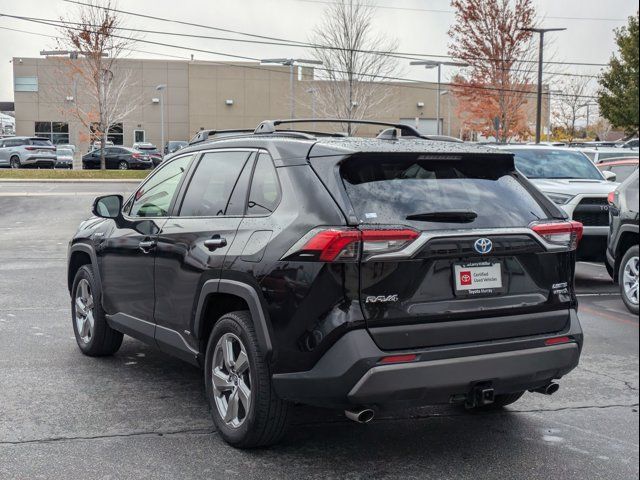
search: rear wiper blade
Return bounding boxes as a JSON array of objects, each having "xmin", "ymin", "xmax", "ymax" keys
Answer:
[{"xmin": 406, "ymin": 210, "xmax": 478, "ymax": 223}]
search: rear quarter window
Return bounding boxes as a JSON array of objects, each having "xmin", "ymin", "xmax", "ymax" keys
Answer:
[{"xmin": 340, "ymin": 155, "xmax": 550, "ymax": 230}]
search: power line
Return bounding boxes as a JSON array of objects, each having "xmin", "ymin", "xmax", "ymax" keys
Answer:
[
  {"xmin": 296, "ymin": 0, "xmax": 629, "ymax": 22},
  {"xmin": 9, "ymin": 13, "xmax": 603, "ymax": 79},
  {"xmin": 0, "ymin": 13, "xmax": 601, "ymax": 100},
  {"xmin": 60, "ymin": 0, "xmax": 610, "ymax": 67}
]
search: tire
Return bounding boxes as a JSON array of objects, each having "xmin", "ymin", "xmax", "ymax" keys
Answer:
[
  {"xmin": 71, "ymin": 265, "xmax": 123, "ymax": 356},
  {"xmin": 10, "ymin": 156, "xmax": 20, "ymax": 169},
  {"xmin": 204, "ymin": 311, "xmax": 290, "ymax": 448},
  {"xmin": 619, "ymin": 245, "xmax": 639, "ymax": 314},
  {"xmin": 118, "ymin": 161, "xmax": 129, "ymax": 170},
  {"xmin": 465, "ymin": 391, "xmax": 525, "ymax": 412}
]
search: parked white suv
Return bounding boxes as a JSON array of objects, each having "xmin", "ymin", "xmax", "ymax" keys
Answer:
[
  {"xmin": 0, "ymin": 136, "xmax": 57, "ymax": 169},
  {"xmin": 497, "ymin": 146, "xmax": 618, "ymax": 261}
]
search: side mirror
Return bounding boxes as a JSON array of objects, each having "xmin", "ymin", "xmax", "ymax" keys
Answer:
[
  {"xmin": 603, "ymin": 170, "xmax": 617, "ymax": 182},
  {"xmin": 92, "ymin": 194, "xmax": 123, "ymax": 219}
]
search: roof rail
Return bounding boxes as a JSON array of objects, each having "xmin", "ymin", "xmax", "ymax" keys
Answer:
[
  {"xmin": 188, "ymin": 129, "xmax": 254, "ymax": 145},
  {"xmin": 254, "ymin": 119, "xmax": 422, "ymax": 137}
]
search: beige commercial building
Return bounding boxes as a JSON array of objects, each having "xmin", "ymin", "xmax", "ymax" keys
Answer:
[{"xmin": 12, "ymin": 57, "xmax": 546, "ymax": 151}]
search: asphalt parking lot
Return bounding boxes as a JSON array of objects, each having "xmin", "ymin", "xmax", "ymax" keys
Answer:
[{"xmin": 0, "ymin": 182, "xmax": 638, "ymax": 480}]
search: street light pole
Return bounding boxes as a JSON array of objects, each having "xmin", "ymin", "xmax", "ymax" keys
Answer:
[
  {"xmin": 261, "ymin": 58, "xmax": 323, "ymax": 119},
  {"xmin": 519, "ymin": 28, "xmax": 566, "ymax": 143},
  {"xmin": 410, "ymin": 60, "xmax": 468, "ymax": 136},
  {"xmin": 156, "ymin": 84, "xmax": 166, "ymax": 152}
]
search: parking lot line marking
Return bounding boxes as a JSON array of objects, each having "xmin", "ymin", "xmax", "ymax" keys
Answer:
[
  {"xmin": 0, "ymin": 192, "xmax": 101, "ymax": 197},
  {"xmin": 576, "ymin": 293, "xmax": 621, "ymax": 297},
  {"xmin": 580, "ymin": 305, "xmax": 638, "ymax": 327}
]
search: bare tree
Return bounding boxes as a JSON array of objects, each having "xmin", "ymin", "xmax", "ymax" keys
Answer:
[
  {"xmin": 308, "ymin": 0, "xmax": 400, "ymax": 134},
  {"xmin": 591, "ymin": 117, "xmax": 613, "ymax": 141},
  {"xmin": 552, "ymin": 77, "xmax": 593, "ymax": 142},
  {"xmin": 448, "ymin": 0, "xmax": 539, "ymax": 142},
  {"xmin": 56, "ymin": 0, "xmax": 141, "ymax": 169}
]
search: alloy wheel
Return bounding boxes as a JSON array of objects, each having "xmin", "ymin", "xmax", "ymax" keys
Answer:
[
  {"xmin": 74, "ymin": 279, "xmax": 95, "ymax": 344},
  {"xmin": 211, "ymin": 333, "xmax": 252, "ymax": 428},
  {"xmin": 10, "ymin": 157, "xmax": 20, "ymax": 169},
  {"xmin": 622, "ymin": 255, "xmax": 639, "ymax": 306},
  {"xmin": 118, "ymin": 161, "xmax": 128, "ymax": 170}
]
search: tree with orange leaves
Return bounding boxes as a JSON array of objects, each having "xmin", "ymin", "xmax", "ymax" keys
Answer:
[{"xmin": 448, "ymin": 0, "xmax": 538, "ymax": 142}]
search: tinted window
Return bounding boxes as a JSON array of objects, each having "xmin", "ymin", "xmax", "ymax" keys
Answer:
[
  {"xmin": 512, "ymin": 149, "xmax": 603, "ymax": 180},
  {"xmin": 610, "ymin": 165, "xmax": 638, "ymax": 183},
  {"xmin": 180, "ymin": 151, "xmax": 251, "ymax": 217},
  {"xmin": 226, "ymin": 155, "xmax": 256, "ymax": 216},
  {"xmin": 247, "ymin": 153, "xmax": 281, "ymax": 216},
  {"xmin": 29, "ymin": 139, "xmax": 53, "ymax": 147},
  {"xmin": 129, "ymin": 155, "xmax": 192, "ymax": 217},
  {"xmin": 6, "ymin": 139, "xmax": 25, "ymax": 147},
  {"xmin": 340, "ymin": 155, "xmax": 549, "ymax": 230}
]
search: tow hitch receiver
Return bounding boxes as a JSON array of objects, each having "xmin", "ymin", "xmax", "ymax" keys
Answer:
[{"xmin": 464, "ymin": 384, "xmax": 495, "ymax": 409}]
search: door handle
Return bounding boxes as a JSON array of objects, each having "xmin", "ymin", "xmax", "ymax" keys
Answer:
[
  {"xmin": 204, "ymin": 237, "xmax": 227, "ymax": 251},
  {"xmin": 138, "ymin": 239, "xmax": 157, "ymax": 253}
]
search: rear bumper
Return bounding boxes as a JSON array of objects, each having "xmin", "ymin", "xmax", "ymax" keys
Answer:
[{"xmin": 272, "ymin": 310, "xmax": 582, "ymax": 408}]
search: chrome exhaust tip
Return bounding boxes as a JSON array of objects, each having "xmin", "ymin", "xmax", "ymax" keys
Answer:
[
  {"xmin": 345, "ymin": 408, "xmax": 375, "ymax": 424},
  {"xmin": 532, "ymin": 382, "xmax": 560, "ymax": 395}
]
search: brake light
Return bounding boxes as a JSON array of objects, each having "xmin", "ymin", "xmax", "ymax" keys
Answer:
[
  {"xmin": 132, "ymin": 153, "xmax": 141, "ymax": 159},
  {"xmin": 290, "ymin": 227, "xmax": 419, "ymax": 262},
  {"xmin": 25, "ymin": 146, "xmax": 37, "ymax": 151},
  {"xmin": 545, "ymin": 336, "xmax": 571, "ymax": 346},
  {"xmin": 531, "ymin": 221, "xmax": 583, "ymax": 250},
  {"xmin": 607, "ymin": 191, "xmax": 617, "ymax": 206}
]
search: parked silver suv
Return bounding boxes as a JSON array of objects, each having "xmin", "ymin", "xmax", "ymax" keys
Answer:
[{"xmin": 0, "ymin": 136, "xmax": 57, "ymax": 168}]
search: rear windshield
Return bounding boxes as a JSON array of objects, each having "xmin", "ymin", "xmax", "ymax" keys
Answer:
[
  {"xmin": 29, "ymin": 139, "xmax": 53, "ymax": 147},
  {"xmin": 511, "ymin": 149, "xmax": 602, "ymax": 180},
  {"xmin": 340, "ymin": 155, "xmax": 550, "ymax": 230}
]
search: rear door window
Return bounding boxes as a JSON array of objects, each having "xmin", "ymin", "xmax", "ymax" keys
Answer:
[
  {"xmin": 179, "ymin": 150, "xmax": 252, "ymax": 217},
  {"xmin": 29, "ymin": 139, "xmax": 53, "ymax": 147},
  {"xmin": 340, "ymin": 155, "xmax": 550, "ymax": 230}
]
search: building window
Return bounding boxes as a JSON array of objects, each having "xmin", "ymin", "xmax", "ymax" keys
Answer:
[
  {"xmin": 90, "ymin": 122, "xmax": 124, "ymax": 145},
  {"xmin": 35, "ymin": 121, "xmax": 69, "ymax": 145},
  {"xmin": 15, "ymin": 76, "xmax": 38, "ymax": 92},
  {"xmin": 134, "ymin": 130, "xmax": 145, "ymax": 143}
]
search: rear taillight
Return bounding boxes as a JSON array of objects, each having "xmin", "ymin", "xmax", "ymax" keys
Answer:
[
  {"xmin": 25, "ymin": 146, "xmax": 37, "ymax": 151},
  {"xmin": 132, "ymin": 153, "xmax": 141, "ymax": 159},
  {"xmin": 531, "ymin": 221, "xmax": 583, "ymax": 250},
  {"xmin": 286, "ymin": 227, "xmax": 419, "ymax": 262},
  {"xmin": 607, "ymin": 191, "xmax": 617, "ymax": 206}
]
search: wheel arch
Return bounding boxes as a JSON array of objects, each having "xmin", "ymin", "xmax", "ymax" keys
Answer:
[
  {"xmin": 194, "ymin": 279, "xmax": 274, "ymax": 360},
  {"xmin": 68, "ymin": 243, "xmax": 102, "ymax": 294},
  {"xmin": 614, "ymin": 227, "xmax": 639, "ymax": 278}
]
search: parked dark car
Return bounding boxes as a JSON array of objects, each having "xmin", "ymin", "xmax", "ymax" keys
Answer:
[
  {"xmin": 606, "ymin": 170, "xmax": 639, "ymax": 314},
  {"xmin": 68, "ymin": 119, "xmax": 583, "ymax": 448},
  {"xmin": 82, "ymin": 147, "xmax": 153, "ymax": 170},
  {"xmin": 165, "ymin": 140, "xmax": 188, "ymax": 154},
  {"xmin": 598, "ymin": 158, "xmax": 639, "ymax": 183}
]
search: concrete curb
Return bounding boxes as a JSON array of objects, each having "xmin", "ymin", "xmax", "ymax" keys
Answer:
[{"xmin": 0, "ymin": 178, "xmax": 142, "ymax": 183}]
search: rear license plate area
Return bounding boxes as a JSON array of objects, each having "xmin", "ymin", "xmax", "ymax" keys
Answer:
[{"xmin": 453, "ymin": 261, "xmax": 505, "ymax": 297}]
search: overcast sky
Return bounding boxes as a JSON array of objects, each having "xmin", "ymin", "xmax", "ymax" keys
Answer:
[{"xmin": 0, "ymin": 0, "xmax": 637, "ymax": 101}]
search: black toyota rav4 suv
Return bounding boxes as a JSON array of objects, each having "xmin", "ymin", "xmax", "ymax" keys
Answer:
[{"xmin": 67, "ymin": 119, "xmax": 584, "ymax": 448}]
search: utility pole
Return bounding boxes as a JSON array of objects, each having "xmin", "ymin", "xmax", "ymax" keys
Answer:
[
  {"xmin": 519, "ymin": 28, "xmax": 566, "ymax": 143},
  {"xmin": 156, "ymin": 84, "xmax": 167, "ymax": 152},
  {"xmin": 261, "ymin": 58, "xmax": 323, "ymax": 119},
  {"xmin": 410, "ymin": 60, "xmax": 468, "ymax": 135},
  {"xmin": 580, "ymin": 102, "xmax": 597, "ymax": 134},
  {"xmin": 547, "ymin": 89, "xmax": 563, "ymax": 141}
]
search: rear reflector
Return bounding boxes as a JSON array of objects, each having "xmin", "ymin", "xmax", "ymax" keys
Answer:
[
  {"xmin": 294, "ymin": 227, "xmax": 419, "ymax": 262},
  {"xmin": 379, "ymin": 354, "xmax": 418, "ymax": 364},
  {"xmin": 531, "ymin": 221, "xmax": 583, "ymax": 250},
  {"xmin": 545, "ymin": 336, "xmax": 571, "ymax": 346}
]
